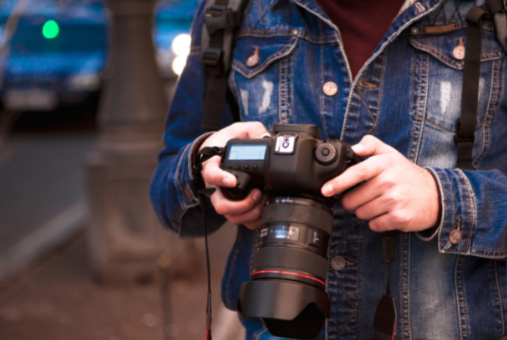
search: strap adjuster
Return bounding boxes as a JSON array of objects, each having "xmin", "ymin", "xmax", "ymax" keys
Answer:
[
  {"xmin": 204, "ymin": 5, "xmax": 241, "ymax": 35},
  {"xmin": 202, "ymin": 47, "xmax": 223, "ymax": 76},
  {"xmin": 454, "ymin": 118, "xmax": 475, "ymax": 144}
]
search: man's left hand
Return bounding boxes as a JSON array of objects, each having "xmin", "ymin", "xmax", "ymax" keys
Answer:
[{"xmin": 321, "ymin": 135, "xmax": 441, "ymax": 233}]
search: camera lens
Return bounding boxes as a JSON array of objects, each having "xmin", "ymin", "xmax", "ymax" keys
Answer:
[{"xmin": 238, "ymin": 197, "xmax": 331, "ymax": 339}]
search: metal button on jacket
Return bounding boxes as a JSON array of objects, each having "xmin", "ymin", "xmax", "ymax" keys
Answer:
[
  {"xmin": 453, "ymin": 38, "xmax": 465, "ymax": 60},
  {"xmin": 331, "ymin": 256, "xmax": 346, "ymax": 271},
  {"xmin": 453, "ymin": 45, "xmax": 465, "ymax": 60},
  {"xmin": 323, "ymin": 81, "xmax": 338, "ymax": 96},
  {"xmin": 449, "ymin": 230, "xmax": 463, "ymax": 244},
  {"xmin": 246, "ymin": 47, "xmax": 260, "ymax": 67}
]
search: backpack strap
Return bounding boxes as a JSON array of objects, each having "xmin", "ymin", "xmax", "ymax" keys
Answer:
[
  {"xmin": 201, "ymin": 0, "xmax": 248, "ymax": 131},
  {"xmin": 456, "ymin": 0, "xmax": 506, "ymax": 170}
]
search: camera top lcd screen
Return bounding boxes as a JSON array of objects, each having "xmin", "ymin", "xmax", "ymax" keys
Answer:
[{"xmin": 227, "ymin": 144, "xmax": 267, "ymax": 161}]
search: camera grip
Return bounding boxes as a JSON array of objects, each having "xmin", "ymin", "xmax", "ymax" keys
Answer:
[{"xmin": 220, "ymin": 171, "xmax": 255, "ymax": 201}]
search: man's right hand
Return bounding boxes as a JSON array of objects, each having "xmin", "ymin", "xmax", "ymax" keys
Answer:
[{"xmin": 199, "ymin": 122, "xmax": 269, "ymax": 229}]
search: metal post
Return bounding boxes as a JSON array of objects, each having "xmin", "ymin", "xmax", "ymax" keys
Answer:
[{"xmin": 85, "ymin": 0, "xmax": 196, "ymax": 284}]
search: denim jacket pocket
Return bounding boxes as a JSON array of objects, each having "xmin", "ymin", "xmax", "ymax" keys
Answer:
[
  {"xmin": 408, "ymin": 26, "xmax": 505, "ymax": 168},
  {"xmin": 230, "ymin": 34, "xmax": 299, "ymax": 127},
  {"xmin": 409, "ymin": 26, "xmax": 504, "ymax": 70},
  {"xmin": 232, "ymin": 34, "xmax": 299, "ymax": 79}
]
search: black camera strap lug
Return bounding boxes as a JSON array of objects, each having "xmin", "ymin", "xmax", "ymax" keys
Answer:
[{"xmin": 373, "ymin": 231, "xmax": 397, "ymax": 340}]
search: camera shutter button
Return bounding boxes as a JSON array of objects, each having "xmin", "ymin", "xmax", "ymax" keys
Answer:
[{"xmin": 315, "ymin": 143, "xmax": 337, "ymax": 165}]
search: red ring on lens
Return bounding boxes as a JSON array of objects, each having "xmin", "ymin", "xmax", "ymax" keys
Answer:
[{"xmin": 250, "ymin": 270, "xmax": 326, "ymax": 286}]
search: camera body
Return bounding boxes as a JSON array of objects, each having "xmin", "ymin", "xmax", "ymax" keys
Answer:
[
  {"xmin": 219, "ymin": 124, "xmax": 357, "ymax": 201},
  {"xmin": 216, "ymin": 124, "xmax": 357, "ymax": 339}
]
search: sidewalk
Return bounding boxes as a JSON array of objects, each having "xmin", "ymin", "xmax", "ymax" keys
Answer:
[
  {"xmin": 0, "ymin": 222, "xmax": 245, "ymax": 340},
  {"xmin": 0, "ymin": 131, "xmax": 95, "ymax": 285}
]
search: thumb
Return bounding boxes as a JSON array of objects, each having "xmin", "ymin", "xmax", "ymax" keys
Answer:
[{"xmin": 351, "ymin": 135, "xmax": 398, "ymax": 158}]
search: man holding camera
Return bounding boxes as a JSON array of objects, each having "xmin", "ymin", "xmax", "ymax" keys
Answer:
[{"xmin": 151, "ymin": 0, "xmax": 507, "ymax": 339}]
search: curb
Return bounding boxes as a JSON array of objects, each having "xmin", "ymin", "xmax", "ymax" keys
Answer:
[{"xmin": 0, "ymin": 201, "xmax": 87, "ymax": 286}]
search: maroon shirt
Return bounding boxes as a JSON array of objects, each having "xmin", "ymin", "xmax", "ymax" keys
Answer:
[{"xmin": 315, "ymin": 0, "xmax": 406, "ymax": 78}]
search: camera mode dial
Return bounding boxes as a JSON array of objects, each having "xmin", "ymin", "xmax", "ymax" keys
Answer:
[{"xmin": 315, "ymin": 143, "xmax": 337, "ymax": 165}]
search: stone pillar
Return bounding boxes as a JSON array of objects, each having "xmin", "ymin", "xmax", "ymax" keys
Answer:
[{"xmin": 85, "ymin": 0, "xmax": 196, "ymax": 284}]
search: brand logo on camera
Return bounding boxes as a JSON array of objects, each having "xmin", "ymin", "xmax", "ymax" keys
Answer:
[{"xmin": 275, "ymin": 135, "xmax": 296, "ymax": 154}]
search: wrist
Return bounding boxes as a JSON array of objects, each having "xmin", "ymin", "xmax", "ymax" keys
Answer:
[
  {"xmin": 189, "ymin": 132, "xmax": 214, "ymax": 197},
  {"xmin": 417, "ymin": 167, "xmax": 444, "ymax": 240}
]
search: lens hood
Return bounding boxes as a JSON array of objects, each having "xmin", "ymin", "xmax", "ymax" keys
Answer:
[{"xmin": 237, "ymin": 280, "xmax": 330, "ymax": 339}]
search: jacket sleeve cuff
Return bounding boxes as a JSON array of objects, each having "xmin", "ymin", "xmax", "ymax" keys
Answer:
[
  {"xmin": 416, "ymin": 167, "xmax": 444, "ymax": 241},
  {"xmin": 422, "ymin": 167, "xmax": 475, "ymax": 254},
  {"xmin": 187, "ymin": 132, "xmax": 215, "ymax": 198}
]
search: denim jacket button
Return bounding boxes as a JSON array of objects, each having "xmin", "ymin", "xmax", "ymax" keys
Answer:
[
  {"xmin": 453, "ymin": 45, "xmax": 465, "ymax": 60},
  {"xmin": 410, "ymin": 27, "xmax": 419, "ymax": 35},
  {"xmin": 323, "ymin": 82, "xmax": 338, "ymax": 96},
  {"xmin": 246, "ymin": 47, "xmax": 260, "ymax": 67},
  {"xmin": 331, "ymin": 256, "xmax": 345, "ymax": 270},
  {"xmin": 449, "ymin": 230, "xmax": 463, "ymax": 244}
]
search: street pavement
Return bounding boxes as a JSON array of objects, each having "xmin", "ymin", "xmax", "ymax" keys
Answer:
[
  {"xmin": 0, "ymin": 121, "xmax": 95, "ymax": 283},
  {"xmin": 0, "ymin": 108, "xmax": 246, "ymax": 340},
  {"xmin": 0, "ymin": 222, "xmax": 245, "ymax": 340}
]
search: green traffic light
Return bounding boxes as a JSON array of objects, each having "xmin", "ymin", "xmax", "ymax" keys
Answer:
[{"xmin": 42, "ymin": 20, "xmax": 59, "ymax": 39}]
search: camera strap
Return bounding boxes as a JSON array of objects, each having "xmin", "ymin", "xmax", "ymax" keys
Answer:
[
  {"xmin": 198, "ymin": 187, "xmax": 215, "ymax": 340},
  {"xmin": 455, "ymin": 0, "xmax": 507, "ymax": 170},
  {"xmin": 193, "ymin": 147, "xmax": 226, "ymax": 340},
  {"xmin": 201, "ymin": 0, "xmax": 248, "ymax": 131},
  {"xmin": 373, "ymin": 231, "xmax": 397, "ymax": 340}
]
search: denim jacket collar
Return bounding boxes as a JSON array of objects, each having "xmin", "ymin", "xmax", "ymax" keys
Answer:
[{"xmin": 283, "ymin": 0, "xmax": 446, "ymax": 85}]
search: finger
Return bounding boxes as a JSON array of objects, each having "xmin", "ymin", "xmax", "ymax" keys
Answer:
[
  {"xmin": 211, "ymin": 188, "xmax": 263, "ymax": 216},
  {"xmin": 341, "ymin": 173, "xmax": 396, "ymax": 212},
  {"xmin": 202, "ymin": 157, "xmax": 237, "ymax": 187},
  {"xmin": 225, "ymin": 196, "xmax": 267, "ymax": 225},
  {"xmin": 353, "ymin": 195, "xmax": 391, "ymax": 221},
  {"xmin": 368, "ymin": 213, "xmax": 396, "ymax": 233},
  {"xmin": 229, "ymin": 121, "xmax": 268, "ymax": 140},
  {"xmin": 351, "ymin": 135, "xmax": 399, "ymax": 158},
  {"xmin": 368, "ymin": 209, "xmax": 415, "ymax": 233},
  {"xmin": 322, "ymin": 155, "xmax": 389, "ymax": 197},
  {"xmin": 244, "ymin": 217, "xmax": 262, "ymax": 230}
]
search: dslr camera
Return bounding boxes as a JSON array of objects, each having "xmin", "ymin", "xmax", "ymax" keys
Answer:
[{"xmin": 218, "ymin": 124, "xmax": 358, "ymax": 339}]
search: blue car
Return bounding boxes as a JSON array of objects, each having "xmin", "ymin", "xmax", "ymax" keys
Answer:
[{"xmin": 0, "ymin": 0, "xmax": 198, "ymax": 111}]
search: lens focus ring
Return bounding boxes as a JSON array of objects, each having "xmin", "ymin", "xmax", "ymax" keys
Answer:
[
  {"xmin": 252, "ymin": 247, "xmax": 328, "ymax": 280},
  {"xmin": 261, "ymin": 201, "xmax": 333, "ymax": 234}
]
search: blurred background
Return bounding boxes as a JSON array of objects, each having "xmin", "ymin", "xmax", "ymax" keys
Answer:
[{"xmin": 0, "ymin": 0, "xmax": 244, "ymax": 339}]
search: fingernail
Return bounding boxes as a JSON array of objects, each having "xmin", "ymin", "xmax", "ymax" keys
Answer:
[
  {"xmin": 351, "ymin": 144, "xmax": 365, "ymax": 153},
  {"xmin": 322, "ymin": 184, "xmax": 333, "ymax": 196},
  {"xmin": 252, "ymin": 191, "xmax": 261, "ymax": 202},
  {"xmin": 223, "ymin": 178, "xmax": 233, "ymax": 186}
]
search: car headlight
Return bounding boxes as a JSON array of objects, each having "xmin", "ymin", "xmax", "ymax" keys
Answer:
[
  {"xmin": 171, "ymin": 34, "xmax": 191, "ymax": 76},
  {"xmin": 172, "ymin": 55, "xmax": 187, "ymax": 76},
  {"xmin": 68, "ymin": 73, "xmax": 101, "ymax": 91},
  {"xmin": 171, "ymin": 34, "xmax": 191, "ymax": 56}
]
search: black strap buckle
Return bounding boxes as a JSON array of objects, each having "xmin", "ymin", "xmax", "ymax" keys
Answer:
[
  {"xmin": 453, "ymin": 118, "xmax": 475, "ymax": 144},
  {"xmin": 381, "ymin": 231, "xmax": 396, "ymax": 265},
  {"xmin": 204, "ymin": 5, "xmax": 240, "ymax": 35},
  {"xmin": 202, "ymin": 48, "xmax": 223, "ymax": 76}
]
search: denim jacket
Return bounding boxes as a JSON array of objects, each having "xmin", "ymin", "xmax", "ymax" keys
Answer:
[{"xmin": 151, "ymin": 0, "xmax": 507, "ymax": 338}]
